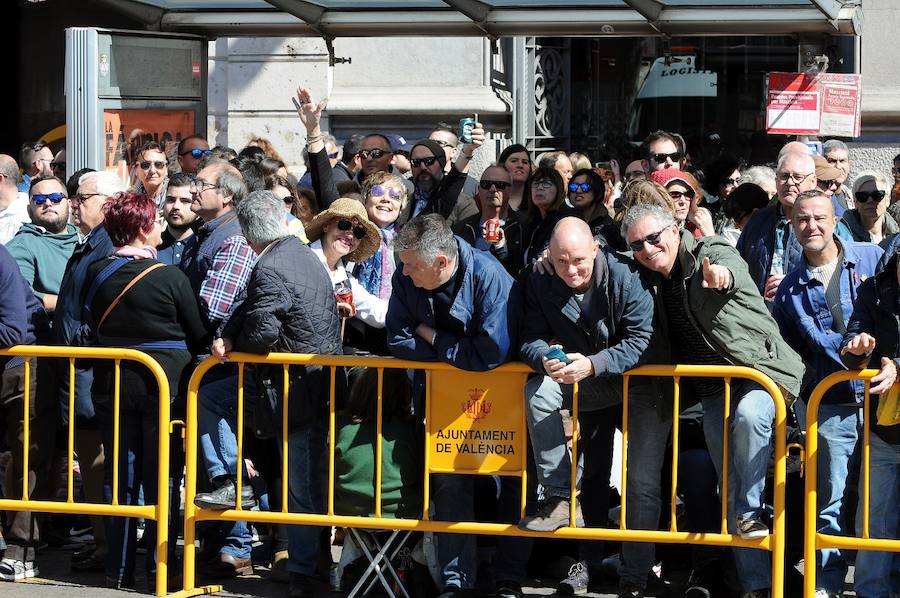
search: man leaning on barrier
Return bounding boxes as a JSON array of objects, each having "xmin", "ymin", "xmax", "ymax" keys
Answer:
[
  {"xmin": 517, "ymin": 216, "xmax": 655, "ymax": 597},
  {"xmin": 622, "ymin": 203, "xmax": 804, "ymax": 598},
  {"xmin": 386, "ymin": 213, "xmax": 529, "ymax": 598},
  {"xmin": 839, "ymin": 239, "xmax": 900, "ymax": 598},
  {"xmin": 772, "ymin": 190, "xmax": 884, "ymax": 598},
  {"xmin": 207, "ymin": 190, "xmax": 343, "ymax": 598}
]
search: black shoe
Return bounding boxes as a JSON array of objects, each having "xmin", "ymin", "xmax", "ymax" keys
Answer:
[
  {"xmin": 288, "ymin": 572, "xmax": 315, "ymax": 598},
  {"xmin": 194, "ymin": 478, "xmax": 256, "ymax": 510},
  {"xmin": 618, "ymin": 581, "xmax": 644, "ymax": 598},
  {"xmin": 495, "ymin": 580, "xmax": 523, "ymax": 598}
]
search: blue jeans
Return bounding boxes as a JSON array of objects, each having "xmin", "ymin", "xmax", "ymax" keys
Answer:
[
  {"xmin": 799, "ymin": 402, "xmax": 861, "ymax": 593},
  {"xmin": 431, "ymin": 474, "xmax": 530, "ymax": 589},
  {"xmin": 702, "ymin": 381, "xmax": 775, "ymax": 593},
  {"xmin": 197, "ymin": 372, "xmax": 256, "ymax": 559},
  {"xmin": 282, "ymin": 417, "xmax": 328, "ymax": 576},
  {"xmin": 854, "ymin": 432, "xmax": 900, "ymax": 598}
]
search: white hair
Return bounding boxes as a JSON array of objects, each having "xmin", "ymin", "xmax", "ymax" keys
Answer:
[{"xmin": 78, "ymin": 171, "xmax": 127, "ymax": 197}]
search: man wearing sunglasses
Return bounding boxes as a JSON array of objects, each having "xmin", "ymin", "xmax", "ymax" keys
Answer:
[
  {"xmin": 643, "ymin": 130, "xmax": 686, "ymax": 172},
  {"xmin": 176, "ymin": 135, "xmax": 211, "ymax": 175},
  {"xmin": 772, "ymin": 190, "xmax": 884, "ymax": 598},
  {"xmin": 453, "ymin": 165, "xmax": 525, "ymax": 276},
  {"xmin": 623, "ymin": 203, "xmax": 804, "ymax": 598},
  {"xmin": 7, "ymin": 176, "xmax": 78, "ymax": 314},
  {"xmin": 0, "ymin": 154, "xmax": 30, "ymax": 245},
  {"xmin": 402, "ymin": 134, "xmax": 480, "ymax": 228},
  {"xmin": 353, "ymin": 134, "xmax": 414, "ymax": 195}
]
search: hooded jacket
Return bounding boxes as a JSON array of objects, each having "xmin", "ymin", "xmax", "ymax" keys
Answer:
[{"xmin": 6, "ymin": 223, "xmax": 79, "ymax": 301}]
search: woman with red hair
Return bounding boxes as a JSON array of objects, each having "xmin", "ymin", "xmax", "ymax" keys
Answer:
[{"xmin": 82, "ymin": 191, "xmax": 208, "ymax": 589}]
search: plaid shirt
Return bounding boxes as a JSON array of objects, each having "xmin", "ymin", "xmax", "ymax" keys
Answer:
[{"xmin": 199, "ymin": 234, "xmax": 254, "ymax": 330}]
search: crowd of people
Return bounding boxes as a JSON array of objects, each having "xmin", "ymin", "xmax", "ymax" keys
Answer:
[{"xmin": 0, "ymin": 85, "xmax": 897, "ymax": 598}]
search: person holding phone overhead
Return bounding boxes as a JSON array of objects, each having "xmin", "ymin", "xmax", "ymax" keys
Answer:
[{"xmin": 518, "ymin": 216, "xmax": 658, "ymax": 596}]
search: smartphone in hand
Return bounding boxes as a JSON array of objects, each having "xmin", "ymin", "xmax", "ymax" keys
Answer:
[{"xmin": 544, "ymin": 346, "xmax": 572, "ymax": 365}]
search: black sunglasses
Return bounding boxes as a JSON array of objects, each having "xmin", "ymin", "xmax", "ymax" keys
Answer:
[
  {"xmin": 282, "ymin": 196, "xmax": 294, "ymax": 205},
  {"xmin": 410, "ymin": 156, "xmax": 439, "ymax": 168},
  {"xmin": 336, "ymin": 218, "xmax": 367, "ymax": 240},
  {"xmin": 652, "ymin": 151, "xmax": 683, "ymax": 163},
  {"xmin": 32, "ymin": 192, "xmax": 67, "ymax": 205},
  {"xmin": 359, "ymin": 148, "xmax": 391, "ymax": 160},
  {"xmin": 139, "ymin": 160, "xmax": 167, "ymax": 170},
  {"xmin": 50, "ymin": 161, "xmax": 66, "ymax": 171},
  {"xmin": 627, "ymin": 227, "xmax": 669, "ymax": 253},
  {"xmin": 479, "ymin": 180, "xmax": 510, "ymax": 191},
  {"xmin": 179, "ymin": 148, "xmax": 211, "ymax": 159},
  {"xmin": 855, "ymin": 190, "xmax": 886, "ymax": 203},
  {"xmin": 568, "ymin": 182, "xmax": 593, "ymax": 193}
]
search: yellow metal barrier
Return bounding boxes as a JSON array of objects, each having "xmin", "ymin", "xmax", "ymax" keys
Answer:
[
  {"xmin": 0, "ymin": 345, "xmax": 173, "ymax": 596},
  {"xmin": 178, "ymin": 354, "xmax": 788, "ymax": 598},
  {"xmin": 803, "ymin": 369, "xmax": 900, "ymax": 598}
]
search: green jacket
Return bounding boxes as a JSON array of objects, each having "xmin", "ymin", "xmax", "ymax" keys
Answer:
[
  {"xmin": 642, "ymin": 231, "xmax": 804, "ymax": 402},
  {"xmin": 5, "ymin": 223, "xmax": 79, "ymax": 300}
]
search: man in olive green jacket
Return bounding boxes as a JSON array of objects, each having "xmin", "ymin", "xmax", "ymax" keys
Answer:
[{"xmin": 621, "ymin": 203, "xmax": 803, "ymax": 598}]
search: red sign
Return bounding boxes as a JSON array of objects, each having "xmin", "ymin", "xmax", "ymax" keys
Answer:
[
  {"xmin": 766, "ymin": 72, "xmax": 861, "ymax": 137},
  {"xmin": 103, "ymin": 109, "xmax": 196, "ymax": 186}
]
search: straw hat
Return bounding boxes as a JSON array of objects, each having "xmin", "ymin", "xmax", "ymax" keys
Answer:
[{"xmin": 304, "ymin": 197, "xmax": 381, "ymax": 262}]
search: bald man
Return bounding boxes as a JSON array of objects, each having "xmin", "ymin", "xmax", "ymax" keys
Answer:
[
  {"xmin": 518, "ymin": 217, "xmax": 656, "ymax": 592},
  {"xmin": 0, "ymin": 155, "xmax": 30, "ymax": 244}
]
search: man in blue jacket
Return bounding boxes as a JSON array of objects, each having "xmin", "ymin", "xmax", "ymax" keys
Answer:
[
  {"xmin": 772, "ymin": 190, "xmax": 884, "ymax": 598},
  {"xmin": 387, "ymin": 213, "xmax": 527, "ymax": 598},
  {"xmin": 517, "ymin": 217, "xmax": 655, "ymax": 594}
]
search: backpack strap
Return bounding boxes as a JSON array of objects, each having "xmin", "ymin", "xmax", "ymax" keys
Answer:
[{"xmin": 97, "ymin": 263, "xmax": 166, "ymax": 329}]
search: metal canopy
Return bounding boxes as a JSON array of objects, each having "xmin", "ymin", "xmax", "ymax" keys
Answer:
[{"xmin": 109, "ymin": 0, "xmax": 862, "ymax": 37}]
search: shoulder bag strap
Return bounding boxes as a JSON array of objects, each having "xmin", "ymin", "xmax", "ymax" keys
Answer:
[{"xmin": 97, "ymin": 262, "xmax": 166, "ymax": 329}]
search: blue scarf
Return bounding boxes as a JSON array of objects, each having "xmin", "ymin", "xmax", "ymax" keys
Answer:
[{"xmin": 353, "ymin": 226, "xmax": 395, "ymax": 299}]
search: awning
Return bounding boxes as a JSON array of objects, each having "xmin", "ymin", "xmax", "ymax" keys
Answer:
[{"xmin": 101, "ymin": 0, "xmax": 863, "ymax": 38}]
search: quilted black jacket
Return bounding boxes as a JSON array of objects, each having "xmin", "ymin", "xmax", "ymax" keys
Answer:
[{"xmin": 222, "ymin": 235, "xmax": 343, "ymax": 427}]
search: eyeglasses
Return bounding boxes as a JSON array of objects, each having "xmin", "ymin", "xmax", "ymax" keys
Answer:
[
  {"xmin": 327, "ymin": 151, "xmax": 340, "ymax": 159},
  {"xmin": 73, "ymin": 192, "xmax": 103, "ymax": 203},
  {"xmin": 32, "ymin": 192, "xmax": 66, "ymax": 205},
  {"xmin": 723, "ymin": 177, "xmax": 740, "ymax": 186},
  {"xmin": 627, "ymin": 227, "xmax": 669, "ymax": 253},
  {"xmin": 531, "ymin": 179, "xmax": 555, "ymax": 190},
  {"xmin": 336, "ymin": 218, "xmax": 367, "ymax": 240},
  {"xmin": 855, "ymin": 190, "xmax": 887, "ymax": 203},
  {"xmin": 358, "ymin": 148, "xmax": 391, "ymax": 160},
  {"xmin": 568, "ymin": 182, "xmax": 593, "ymax": 193},
  {"xmin": 669, "ymin": 190, "xmax": 694, "ymax": 200},
  {"xmin": 282, "ymin": 196, "xmax": 295, "ymax": 206},
  {"xmin": 410, "ymin": 156, "xmax": 439, "ymax": 168},
  {"xmin": 817, "ymin": 179, "xmax": 838, "ymax": 189},
  {"xmin": 190, "ymin": 179, "xmax": 219, "ymax": 193},
  {"xmin": 432, "ymin": 139, "xmax": 456, "ymax": 149},
  {"xmin": 776, "ymin": 171, "xmax": 813, "ymax": 185},
  {"xmin": 479, "ymin": 180, "xmax": 511, "ymax": 191},
  {"xmin": 369, "ymin": 184, "xmax": 403, "ymax": 200},
  {"xmin": 50, "ymin": 161, "xmax": 66, "ymax": 172},
  {"xmin": 139, "ymin": 160, "xmax": 167, "ymax": 170},
  {"xmin": 179, "ymin": 148, "xmax": 211, "ymax": 159},
  {"xmin": 652, "ymin": 151, "xmax": 682, "ymax": 164}
]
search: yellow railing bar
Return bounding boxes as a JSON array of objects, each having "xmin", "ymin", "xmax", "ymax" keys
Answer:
[
  {"xmin": 68, "ymin": 357, "xmax": 76, "ymax": 503},
  {"xmin": 282, "ymin": 364, "xmax": 290, "ymax": 513},
  {"xmin": 670, "ymin": 376, "xmax": 680, "ymax": 533},
  {"xmin": 375, "ymin": 367, "xmax": 384, "ymax": 519},
  {"xmin": 422, "ymin": 369, "xmax": 432, "ymax": 522},
  {"xmin": 327, "ymin": 366, "xmax": 336, "ymax": 516},
  {"xmin": 235, "ymin": 364, "xmax": 244, "ymax": 511},
  {"xmin": 803, "ymin": 368, "xmax": 879, "ymax": 598},
  {"xmin": 721, "ymin": 377, "xmax": 731, "ymax": 535},
  {"xmin": 861, "ymin": 379, "xmax": 871, "ymax": 540},
  {"xmin": 620, "ymin": 375, "xmax": 629, "ymax": 531},
  {"xmin": 112, "ymin": 360, "xmax": 121, "ymax": 506},
  {"xmin": 21, "ymin": 358, "xmax": 30, "ymax": 501},
  {"xmin": 569, "ymin": 381, "xmax": 579, "ymax": 527}
]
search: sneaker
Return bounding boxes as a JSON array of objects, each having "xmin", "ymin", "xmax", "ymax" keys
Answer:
[
  {"xmin": 517, "ymin": 496, "xmax": 584, "ymax": 532},
  {"xmin": 194, "ymin": 478, "xmax": 256, "ymax": 510},
  {"xmin": 814, "ymin": 590, "xmax": 840, "ymax": 598},
  {"xmin": 557, "ymin": 560, "xmax": 589, "ymax": 595},
  {"xmin": 618, "ymin": 582, "xmax": 644, "ymax": 598},
  {"xmin": 736, "ymin": 515, "xmax": 769, "ymax": 539},
  {"xmin": 494, "ymin": 580, "xmax": 523, "ymax": 598},
  {"xmin": 0, "ymin": 558, "xmax": 38, "ymax": 581}
]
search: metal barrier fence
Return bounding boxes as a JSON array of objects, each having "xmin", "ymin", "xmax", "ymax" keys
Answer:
[
  {"xmin": 0, "ymin": 346, "xmax": 172, "ymax": 597},
  {"xmin": 803, "ymin": 369, "xmax": 900, "ymax": 598},
  {"xmin": 177, "ymin": 354, "xmax": 788, "ymax": 598}
]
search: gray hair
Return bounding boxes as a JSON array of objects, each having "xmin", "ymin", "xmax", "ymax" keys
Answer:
[
  {"xmin": 235, "ymin": 190, "xmax": 288, "ymax": 246},
  {"xmin": 394, "ymin": 213, "xmax": 457, "ymax": 264},
  {"xmin": 210, "ymin": 161, "xmax": 248, "ymax": 206},
  {"xmin": 78, "ymin": 171, "xmax": 127, "ymax": 197},
  {"xmin": 823, "ymin": 139, "xmax": 849, "ymax": 156},
  {"xmin": 777, "ymin": 151, "xmax": 815, "ymax": 174},
  {"xmin": 738, "ymin": 165, "xmax": 776, "ymax": 188},
  {"xmin": 620, "ymin": 203, "xmax": 676, "ymax": 240},
  {"xmin": 851, "ymin": 171, "xmax": 890, "ymax": 194}
]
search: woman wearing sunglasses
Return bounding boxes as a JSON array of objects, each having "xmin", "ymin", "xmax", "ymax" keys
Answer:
[
  {"xmin": 305, "ymin": 198, "xmax": 387, "ymax": 332},
  {"xmin": 523, "ymin": 166, "xmax": 573, "ymax": 268},
  {"xmin": 132, "ymin": 141, "xmax": 169, "ymax": 207},
  {"xmin": 567, "ymin": 168, "xmax": 612, "ymax": 234},
  {"xmin": 840, "ymin": 172, "xmax": 897, "ymax": 249},
  {"xmin": 650, "ymin": 169, "xmax": 716, "ymax": 239}
]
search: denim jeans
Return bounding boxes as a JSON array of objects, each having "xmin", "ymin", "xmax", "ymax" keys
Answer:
[
  {"xmin": 701, "ymin": 380, "xmax": 775, "ymax": 593},
  {"xmin": 854, "ymin": 431, "xmax": 900, "ymax": 598},
  {"xmin": 431, "ymin": 474, "xmax": 531, "ymax": 589},
  {"xmin": 197, "ymin": 371, "xmax": 256, "ymax": 559},
  {"xmin": 799, "ymin": 402, "xmax": 862, "ymax": 593},
  {"xmin": 282, "ymin": 417, "xmax": 328, "ymax": 576}
]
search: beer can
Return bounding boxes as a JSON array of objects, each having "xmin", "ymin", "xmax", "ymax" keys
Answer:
[
  {"xmin": 484, "ymin": 218, "xmax": 501, "ymax": 243},
  {"xmin": 459, "ymin": 117, "xmax": 475, "ymax": 144}
]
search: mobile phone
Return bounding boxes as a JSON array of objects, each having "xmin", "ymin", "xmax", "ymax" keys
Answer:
[
  {"xmin": 544, "ymin": 346, "xmax": 572, "ymax": 365},
  {"xmin": 459, "ymin": 113, "xmax": 478, "ymax": 144}
]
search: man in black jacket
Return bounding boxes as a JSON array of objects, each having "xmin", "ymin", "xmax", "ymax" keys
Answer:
[
  {"xmin": 453, "ymin": 165, "xmax": 526, "ymax": 277},
  {"xmin": 518, "ymin": 217, "xmax": 655, "ymax": 595},
  {"xmin": 212, "ymin": 190, "xmax": 343, "ymax": 598}
]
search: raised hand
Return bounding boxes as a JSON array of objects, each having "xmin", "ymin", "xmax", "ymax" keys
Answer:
[
  {"xmin": 293, "ymin": 86, "xmax": 327, "ymax": 133},
  {"xmin": 701, "ymin": 256, "xmax": 731, "ymax": 290}
]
